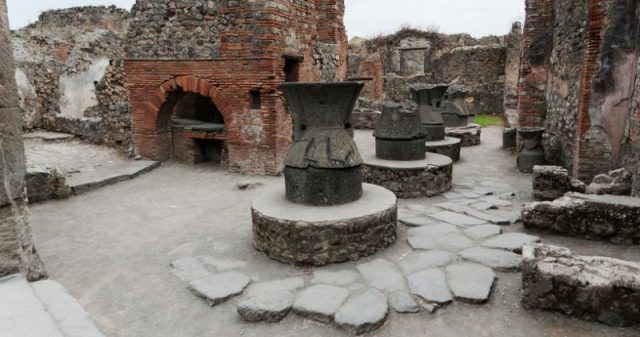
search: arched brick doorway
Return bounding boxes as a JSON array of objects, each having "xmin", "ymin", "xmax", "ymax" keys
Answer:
[{"xmin": 136, "ymin": 76, "xmax": 236, "ymax": 164}]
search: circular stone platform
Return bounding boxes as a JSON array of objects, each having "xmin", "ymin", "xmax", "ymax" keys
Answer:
[
  {"xmin": 425, "ymin": 137, "xmax": 461, "ymax": 162},
  {"xmin": 361, "ymin": 152, "xmax": 453, "ymax": 198},
  {"xmin": 252, "ymin": 184, "xmax": 397, "ymax": 266},
  {"xmin": 446, "ymin": 123, "xmax": 482, "ymax": 147}
]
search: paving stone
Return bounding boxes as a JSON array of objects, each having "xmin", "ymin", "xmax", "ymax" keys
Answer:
[
  {"xmin": 491, "ymin": 209, "xmax": 522, "ymax": 224},
  {"xmin": 483, "ymin": 233, "xmax": 540, "ymax": 253},
  {"xmin": 246, "ymin": 277, "xmax": 305, "ymax": 297},
  {"xmin": 335, "ymin": 288, "xmax": 388, "ymax": 335},
  {"xmin": 398, "ymin": 250, "xmax": 457, "ymax": 275},
  {"xmin": 458, "ymin": 247, "xmax": 522, "ymax": 271},
  {"xmin": 480, "ymin": 181, "xmax": 511, "ymax": 190},
  {"xmin": 408, "ymin": 232, "xmax": 474, "ymax": 252},
  {"xmin": 458, "ymin": 208, "xmax": 511, "ymax": 226},
  {"xmin": 237, "ymin": 291, "xmax": 294, "ymax": 323},
  {"xmin": 407, "ymin": 224, "xmax": 458, "ymax": 238},
  {"xmin": 400, "ymin": 216, "xmax": 438, "ymax": 227},
  {"xmin": 435, "ymin": 202, "xmax": 469, "ymax": 213},
  {"xmin": 461, "ymin": 192, "xmax": 482, "ymax": 199},
  {"xmin": 471, "ymin": 187, "xmax": 495, "ymax": 196},
  {"xmin": 388, "ymin": 291, "xmax": 421, "ymax": 313},
  {"xmin": 357, "ymin": 259, "xmax": 406, "ymax": 292},
  {"xmin": 483, "ymin": 197, "xmax": 514, "ymax": 207},
  {"xmin": 408, "ymin": 269, "xmax": 453, "ymax": 305},
  {"xmin": 429, "ymin": 211, "xmax": 486, "ymax": 227},
  {"xmin": 312, "ymin": 270, "xmax": 360, "ymax": 287},
  {"xmin": 188, "ymin": 271, "xmax": 251, "ymax": 306},
  {"xmin": 200, "ymin": 256, "xmax": 247, "ymax": 272},
  {"xmin": 470, "ymin": 202, "xmax": 498, "ymax": 211},
  {"xmin": 293, "ymin": 284, "xmax": 350, "ymax": 323},
  {"xmin": 443, "ymin": 191, "xmax": 464, "ymax": 199},
  {"xmin": 398, "ymin": 208, "xmax": 420, "ymax": 219},
  {"xmin": 170, "ymin": 257, "xmax": 211, "ymax": 282},
  {"xmin": 464, "ymin": 225, "xmax": 503, "ymax": 240},
  {"xmin": 446, "ymin": 263, "xmax": 496, "ymax": 303}
]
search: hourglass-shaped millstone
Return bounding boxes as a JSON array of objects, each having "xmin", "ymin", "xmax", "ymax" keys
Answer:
[
  {"xmin": 278, "ymin": 82, "xmax": 365, "ymax": 206},
  {"xmin": 442, "ymin": 85, "xmax": 475, "ymax": 127},
  {"xmin": 374, "ymin": 103, "xmax": 427, "ymax": 161},
  {"xmin": 517, "ymin": 127, "xmax": 546, "ymax": 173},
  {"xmin": 410, "ymin": 84, "xmax": 448, "ymax": 141}
]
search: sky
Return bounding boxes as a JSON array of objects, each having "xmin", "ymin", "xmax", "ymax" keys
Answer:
[{"xmin": 6, "ymin": 0, "xmax": 524, "ymax": 38}]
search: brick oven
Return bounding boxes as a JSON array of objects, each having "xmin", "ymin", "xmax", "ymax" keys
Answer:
[{"xmin": 124, "ymin": 0, "xmax": 348, "ymax": 175}]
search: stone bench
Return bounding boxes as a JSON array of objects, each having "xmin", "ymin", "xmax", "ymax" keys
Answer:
[
  {"xmin": 522, "ymin": 244, "xmax": 640, "ymax": 327},
  {"xmin": 522, "ymin": 193, "xmax": 640, "ymax": 244}
]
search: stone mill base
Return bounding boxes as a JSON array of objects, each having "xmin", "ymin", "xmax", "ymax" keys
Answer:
[
  {"xmin": 446, "ymin": 123, "xmax": 482, "ymax": 147},
  {"xmin": 361, "ymin": 152, "xmax": 453, "ymax": 198},
  {"xmin": 425, "ymin": 137, "xmax": 462, "ymax": 162},
  {"xmin": 251, "ymin": 184, "xmax": 397, "ymax": 266}
]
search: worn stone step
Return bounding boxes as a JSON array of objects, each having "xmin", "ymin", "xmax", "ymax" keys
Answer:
[
  {"xmin": 67, "ymin": 160, "xmax": 160, "ymax": 195},
  {"xmin": 0, "ymin": 274, "xmax": 64, "ymax": 337},
  {"xmin": 31, "ymin": 279, "xmax": 106, "ymax": 337}
]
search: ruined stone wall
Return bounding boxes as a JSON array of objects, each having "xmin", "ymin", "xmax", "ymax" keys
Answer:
[
  {"xmin": 348, "ymin": 29, "xmax": 508, "ymax": 115},
  {"xmin": 0, "ymin": 0, "xmax": 46, "ymax": 280},
  {"xmin": 504, "ymin": 22, "xmax": 523, "ymax": 127},
  {"xmin": 633, "ymin": 56, "xmax": 640, "ymax": 196},
  {"xmin": 543, "ymin": 0, "xmax": 589, "ymax": 170},
  {"xmin": 12, "ymin": 6, "xmax": 132, "ymax": 151}
]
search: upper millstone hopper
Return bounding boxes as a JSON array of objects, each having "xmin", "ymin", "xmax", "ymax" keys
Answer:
[
  {"xmin": 279, "ymin": 82, "xmax": 364, "ymax": 206},
  {"xmin": 252, "ymin": 82, "xmax": 398, "ymax": 266},
  {"xmin": 411, "ymin": 84, "xmax": 447, "ymax": 141},
  {"xmin": 442, "ymin": 85, "xmax": 475, "ymax": 127},
  {"xmin": 374, "ymin": 103, "xmax": 426, "ymax": 161}
]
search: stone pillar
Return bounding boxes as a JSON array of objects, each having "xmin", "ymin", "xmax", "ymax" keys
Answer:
[{"xmin": 0, "ymin": 0, "xmax": 46, "ymax": 280}]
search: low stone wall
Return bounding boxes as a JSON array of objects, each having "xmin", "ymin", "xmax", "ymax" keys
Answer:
[
  {"xmin": 522, "ymin": 193, "xmax": 640, "ymax": 244},
  {"xmin": 532, "ymin": 165, "xmax": 586, "ymax": 201},
  {"xmin": 522, "ymin": 244, "xmax": 640, "ymax": 327},
  {"xmin": 445, "ymin": 125, "xmax": 481, "ymax": 147},
  {"xmin": 25, "ymin": 168, "xmax": 71, "ymax": 203}
]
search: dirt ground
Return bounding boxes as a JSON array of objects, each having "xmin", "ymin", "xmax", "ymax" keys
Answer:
[{"xmin": 29, "ymin": 126, "xmax": 640, "ymax": 337}]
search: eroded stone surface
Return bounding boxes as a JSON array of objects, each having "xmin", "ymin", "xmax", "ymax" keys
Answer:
[
  {"xmin": 246, "ymin": 277, "xmax": 305, "ymax": 297},
  {"xmin": 464, "ymin": 225, "xmax": 503, "ymax": 240},
  {"xmin": 357, "ymin": 259, "xmax": 405, "ymax": 292},
  {"xmin": 170, "ymin": 257, "xmax": 210, "ymax": 282},
  {"xmin": 483, "ymin": 233, "xmax": 540, "ymax": 253},
  {"xmin": 237, "ymin": 291, "xmax": 294, "ymax": 323},
  {"xmin": 312, "ymin": 270, "xmax": 360, "ymax": 287},
  {"xmin": 398, "ymin": 250, "xmax": 456, "ymax": 275},
  {"xmin": 408, "ymin": 269, "xmax": 453, "ymax": 304},
  {"xmin": 446, "ymin": 263, "xmax": 496, "ymax": 303},
  {"xmin": 522, "ymin": 244, "xmax": 640, "ymax": 327},
  {"xmin": 293, "ymin": 285, "xmax": 350, "ymax": 323},
  {"xmin": 188, "ymin": 271, "xmax": 251, "ymax": 306},
  {"xmin": 200, "ymin": 256, "xmax": 247, "ymax": 273},
  {"xmin": 388, "ymin": 291, "xmax": 421, "ymax": 313},
  {"xmin": 459, "ymin": 247, "xmax": 522, "ymax": 271},
  {"xmin": 335, "ymin": 288, "xmax": 388, "ymax": 335},
  {"xmin": 429, "ymin": 211, "xmax": 485, "ymax": 226}
]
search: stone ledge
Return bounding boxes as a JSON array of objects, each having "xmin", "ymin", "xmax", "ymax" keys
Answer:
[
  {"xmin": 522, "ymin": 244, "xmax": 640, "ymax": 328},
  {"xmin": 445, "ymin": 124, "xmax": 481, "ymax": 147},
  {"xmin": 522, "ymin": 193, "xmax": 640, "ymax": 244}
]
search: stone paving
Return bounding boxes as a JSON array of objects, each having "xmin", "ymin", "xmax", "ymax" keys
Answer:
[{"xmin": 168, "ymin": 175, "xmax": 540, "ymax": 335}]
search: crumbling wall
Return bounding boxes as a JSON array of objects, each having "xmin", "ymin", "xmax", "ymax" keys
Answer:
[
  {"xmin": 0, "ymin": 0, "xmax": 46, "ymax": 280},
  {"xmin": 12, "ymin": 6, "xmax": 132, "ymax": 152},
  {"xmin": 348, "ymin": 28, "xmax": 508, "ymax": 115},
  {"xmin": 544, "ymin": 0, "xmax": 589, "ymax": 170},
  {"xmin": 504, "ymin": 22, "xmax": 523, "ymax": 127}
]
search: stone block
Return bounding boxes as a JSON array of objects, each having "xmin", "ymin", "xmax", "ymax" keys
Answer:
[
  {"xmin": 522, "ymin": 193, "xmax": 640, "ymax": 244},
  {"xmin": 26, "ymin": 168, "xmax": 72, "ymax": 203},
  {"xmin": 586, "ymin": 168, "xmax": 633, "ymax": 196},
  {"xmin": 522, "ymin": 244, "xmax": 640, "ymax": 327},
  {"xmin": 532, "ymin": 165, "xmax": 572, "ymax": 201}
]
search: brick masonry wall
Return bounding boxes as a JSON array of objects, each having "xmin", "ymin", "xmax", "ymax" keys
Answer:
[
  {"xmin": 0, "ymin": 0, "xmax": 46, "ymax": 280},
  {"xmin": 125, "ymin": 0, "xmax": 348, "ymax": 175},
  {"xmin": 517, "ymin": 0, "xmax": 554, "ymax": 128}
]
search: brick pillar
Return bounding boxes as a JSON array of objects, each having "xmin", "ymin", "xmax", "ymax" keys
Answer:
[
  {"xmin": 517, "ymin": 0, "xmax": 555, "ymax": 128},
  {"xmin": 0, "ymin": 0, "xmax": 47, "ymax": 280}
]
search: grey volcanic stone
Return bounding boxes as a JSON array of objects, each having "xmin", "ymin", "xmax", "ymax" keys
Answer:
[
  {"xmin": 398, "ymin": 250, "xmax": 456, "ymax": 275},
  {"xmin": 446, "ymin": 264, "xmax": 496, "ymax": 303},
  {"xmin": 483, "ymin": 233, "xmax": 540, "ymax": 253},
  {"xmin": 464, "ymin": 225, "xmax": 503, "ymax": 240},
  {"xmin": 357, "ymin": 259, "xmax": 405, "ymax": 292},
  {"xmin": 188, "ymin": 271, "xmax": 251, "ymax": 306},
  {"xmin": 293, "ymin": 284, "xmax": 350, "ymax": 323},
  {"xmin": 335, "ymin": 288, "xmax": 388, "ymax": 335},
  {"xmin": 522, "ymin": 244, "xmax": 640, "ymax": 327},
  {"xmin": 429, "ymin": 211, "xmax": 485, "ymax": 226},
  {"xmin": 246, "ymin": 277, "xmax": 305, "ymax": 297},
  {"xmin": 522, "ymin": 193, "xmax": 640, "ymax": 244},
  {"xmin": 458, "ymin": 247, "xmax": 522, "ymax": 271},
  {"xmin": 312, "ymin": 270, "xmax": 360, "ymax": 287},
  {"xmin": 200, "ymin": 256, "xmax": 247, "ymax": 272},
  {"xmin": 471, "ymin": 202, "xmax": 499, "ymax": 211},
  {"xmin": 408, "ymin": 230, "xmax": 474, "ymax": 252},
  {"xmin": 237, "ymin": 291, "xmax": 294, "ymax": 323},
  {"xmin": 408, "ymin": 269, "xmax": 453, "ymax": 304},
  {"xmin": 170, "ymin": 257, "xmax": 210, "ymax": 282},
  {"xmin": 400, "ymin": 216, "xmax": 438, "ymax": 227},
  {"xmin": 388, "ymin": 291, "xmax": 421, "ymax": 313}
]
